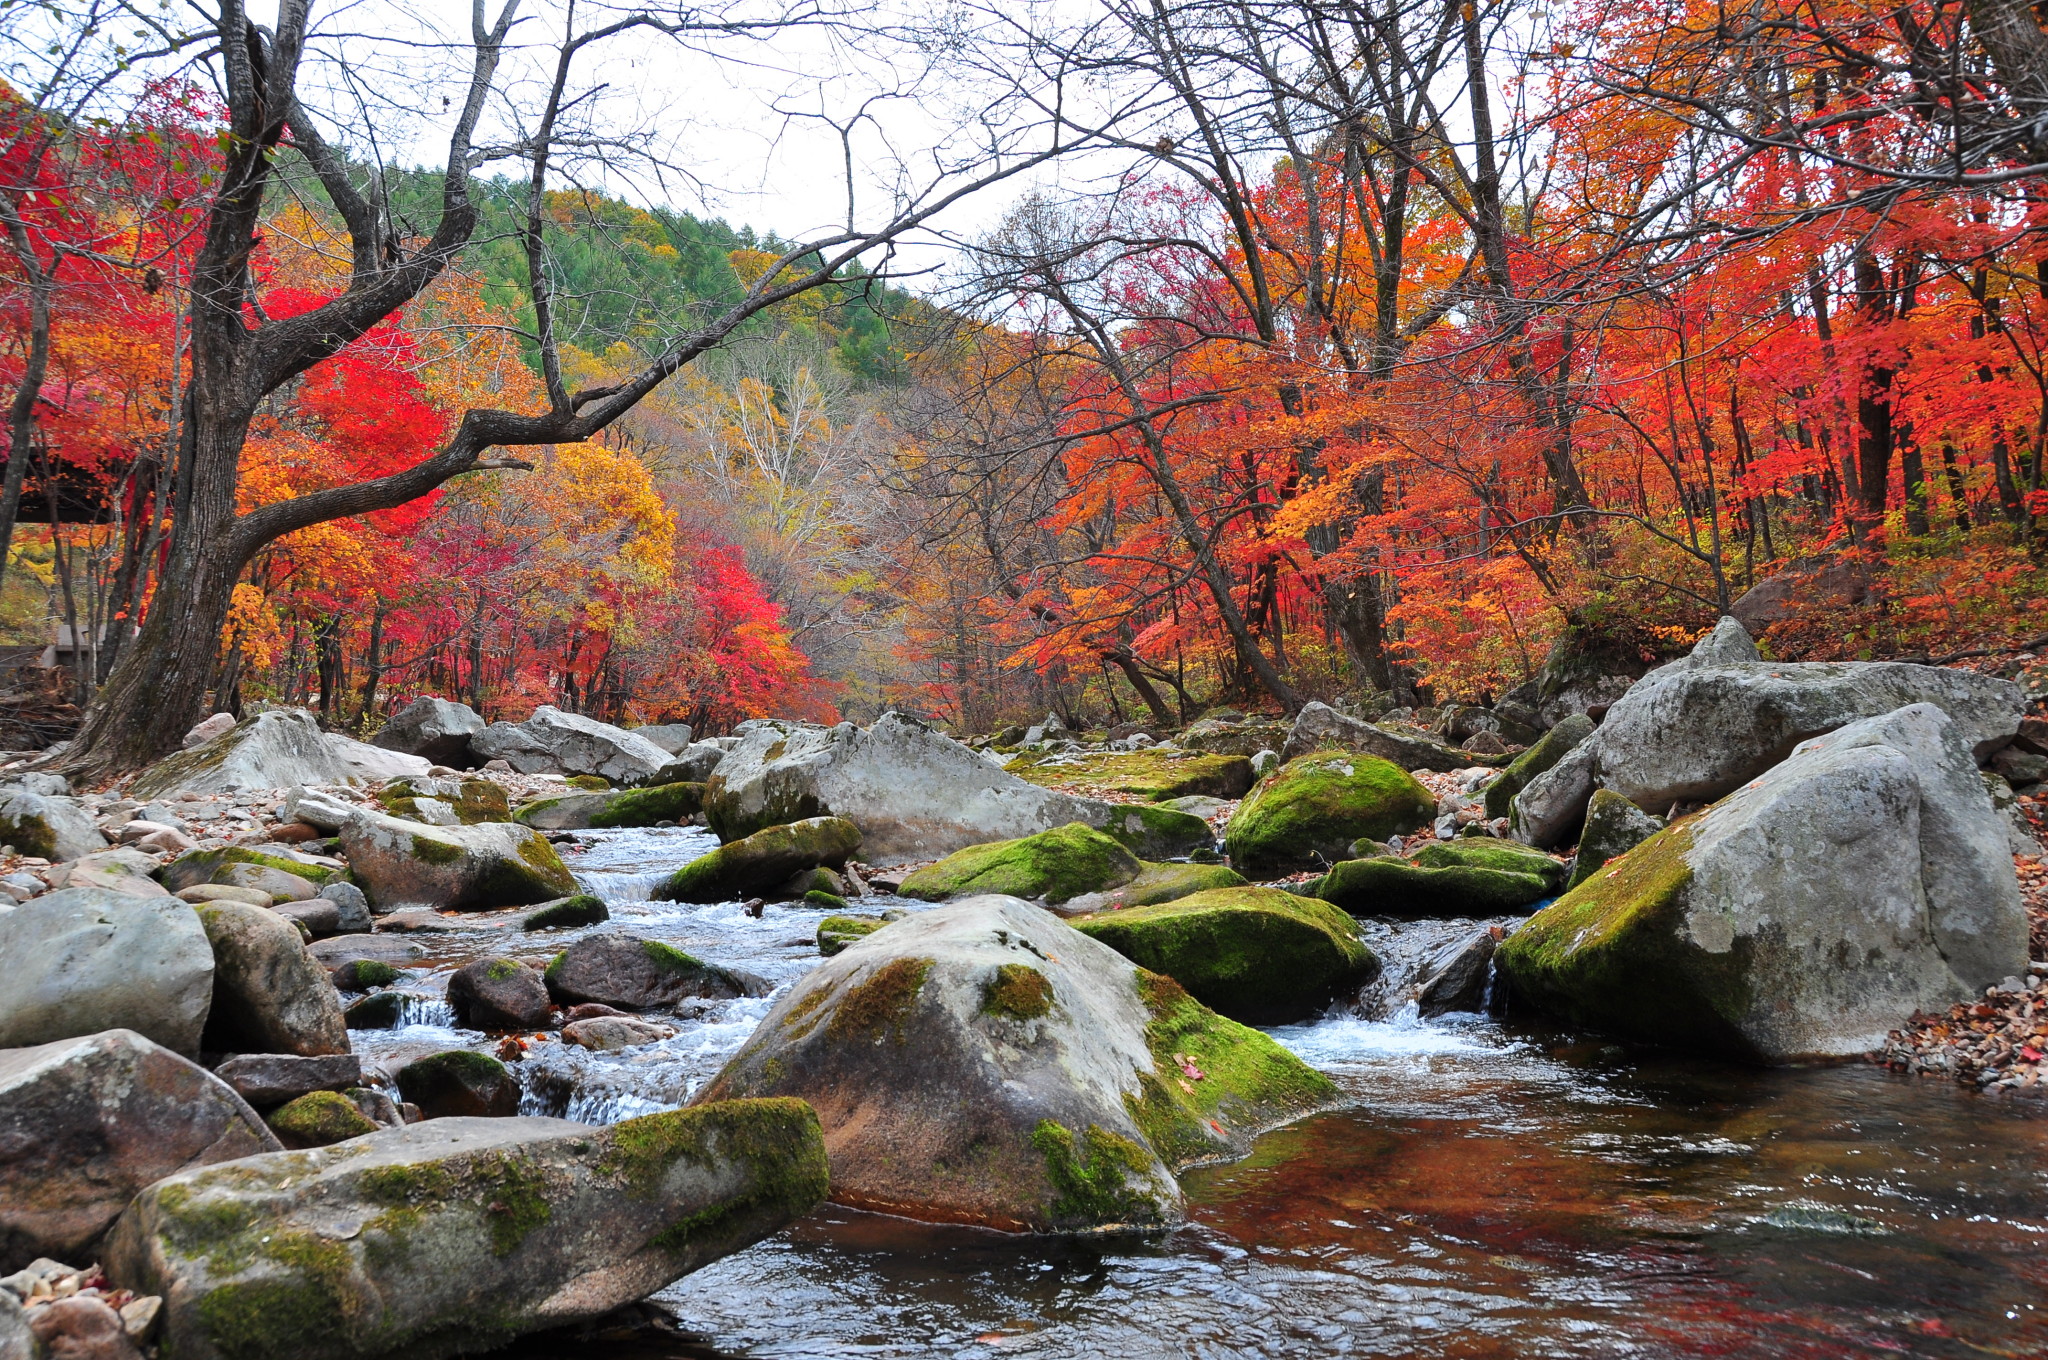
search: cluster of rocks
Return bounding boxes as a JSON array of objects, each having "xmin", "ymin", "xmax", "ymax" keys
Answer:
[
  {"xmin": 2, "ymin": 1257, "xmax": 160, "ymax": 1360},
  {"xmin": 1876, "ymin": 967, "xmax": 2048, "ymax": 1092}
]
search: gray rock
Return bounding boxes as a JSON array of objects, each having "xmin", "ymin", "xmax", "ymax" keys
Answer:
[
  {"xmin": 132, "ymin": 710, "xmax": 354, "ymax": 798},
  {"xmin": 561, "ymin": 1016, "xmax": 675, "ymax": 1051},
  {"xmin": 0, "ymin": 891, "xmax": 213, "ymax": 1055},
  {"xmin": 542, "ymin": 935, "xmax": 768, "ymax": 1012},
  {"xmin": 1, "ymin": 1029, "xmax": 278, "ymax": 1271},
  {"xmin": 446, "ymin": 957, "xmax": 553, "ymax": 1030},
  {"xmin": 281, "ymin": 786, "xmax": 362, "ymax": 833},
  {"xmin": 316, "ymin": 882, "xmax": 372, "ymax": 933},
  {"xmin": 656, "ymin": 817, "xmax": 861, "ymax": 903},
  {"xmin": 104, "ymin": 1105, "xmax": 828, "ymax": 1360},
  {"xmin": 650, "ymin": 741, "xmax": 727, "ymax": 784},
  {"xmin": 634, "ymin": 723, "xmax": 695, "ymax": 754},
  {"xmin": 338, "ymin": 810, "xmax": 578, "ymax": 912},
  {"xmin": 470, "ymin": 706, "xmax": 673, "ymax": 783},
  {"xmin": 192, "ymin": 902, "xmax": 350, "ymax": 1057},
  {"xmin": 0, "ymin": 791, "xmax": 104, "ymax": 862},
  {"xmin": 371, "ymin": 697, "xmax": 486, "ymax": 766},
  {"xmin": 325, "ymin": 733, "xmax": 432, "ymax": 785},
  {"xmin": 0, "ymin": 1289, "xmax": 32, "ymax": 1360},
  {"xmin": 1483, "ymin": 713, "xmax": 1596, "ymax": 820},
  {"xmin": 272, "ymin": 899, "xmax": 342, "ymax": 939},
  {"xmin": 1414, "ymin": 929, "xmax": 1497, "ymax": 1017},
  {"xmin": 1498, "ymin": 703, "xmax": 2027, "ymax": 1061},
  {"xmin": 181, "ymin": 713, "xmax": 236, "ymax": 749},
  {"xmin": 1278, "ymin": 701, "xmax": 1478, "ymax": 772},
  {"xmin": 1511, "ymin": 617, "xmax": 2026, "ymax": 847},
  {"xmin": 1564, "ymin": 789, "xmax": 1666, "ymax": 891},
  {"xmin": 698, "ymin": 895, "xmax": 1338, "ymax": 1234},
  {"xmin": 44, "ymin": 848, "xmax": 170, "ymax": 899},
  {"xmin": 212, "ymin": 1053, "xmax": 363, "ymax": 1108}
]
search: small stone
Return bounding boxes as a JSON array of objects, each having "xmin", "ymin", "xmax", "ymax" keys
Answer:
[
  {"xmin": 447, "ymin": 956, "xmax": 554, "ymax": 1030},
  {"xmin": 561, "ymin": 1016, "xmax": 675, "ymax": 1051},
  {"xmin": 267, "ymin": 1090, "xmax": 380, "ymax": 1148},
  {"xmin": 393, "ymin": 1050, "xmax": 520, "ymax": 1119},
  {"xmin": 26, "ymin": 1294, "xmax": 140, "ymax": 1360}
]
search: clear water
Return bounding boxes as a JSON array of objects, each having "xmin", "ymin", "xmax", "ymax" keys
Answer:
[{"xmin": 345, "ymin": 827, "xmax": 2048, "ymax": 1359}]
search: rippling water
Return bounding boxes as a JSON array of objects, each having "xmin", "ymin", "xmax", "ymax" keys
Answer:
[{"xmin": 344, "ymin": 827, "xmax": 2048, "ymax": 1359}]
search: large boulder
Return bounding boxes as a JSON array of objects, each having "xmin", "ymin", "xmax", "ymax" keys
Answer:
[
  {"xmin": 702, "ymin": 713, "xmax": 1190, "ymax": 864},
  {"xmin": 371, "ymin": 697, "xmax": 485, "ymax": 766},
  {"xmin": 899, "ymin": 823, "xmax": 1141, "ymax": 905},
  {"xmin": 133, "ymin": 709, "xmax": 426, "ymax": 798},
  {"xmin": 1564, "ymin": 790, "xmax": 1665, "ymax": 892},
  {"xmin": 376, "ymin": 776, "xmax": 510, "ymax": 827},
  {"xmin": 1482, "ymin": 713, "xmax": 1595, "ymax": 820},
  {"xmin": 470, "ymin": 706, "xmax": 673, "ymax": 784},
  {"xmin": 160, "ymin": 846, "xmax": 343, "ymax": 898},
  {"xmin": 338, "ymin": 810, "xmax": 578, "ymax": 911},
  {"xmin": 697, "ymin": 896, "xmax": 1338, "ymax": 1234},
  {"xmin": 1277, "ymin": 702, "xmax": 1478, "ymax": 771},
  {"xmin": 633, "ymin": 723, "xmax": 695, "ymax": 753},
  {"xmin": 0, "ymin": 790, "xmax": 105, "ymax": 862},
  {"xmin": 1510, "ymin": 617, "xmax": 2026, "ymax": 847},
  {"xmin": 1496, "ymin": 704, "xmax": 2027, "ymax": 1062},
  {"xmin": 193, "ymin": 903, "xmax": 350, "ymax": 1057},
  {"xmin": 514, "ymin": 782, "xmax": 705, "ymax": 831},
  {"xmin": 326, "ymin": 734, "xmax": 433, "ymax": 785},
  {"xmin": 655, "ymin": 817, "xmax": 861, "ymax": 903},
  {"xmin": 1071, "ymin": 887, "xmax": 1378, "ymax": 1024},
  {"xmin": 1223, "ymin": 752, "xmax": 1436, "ymax": 878},
  {"xmin": 0, "ymin": 890, "xmax": 213, "ymax": 1055},
  {"xmin": 543, "ymin": 935, "xmax": 769, "ymax": 1011},
  {"xmin": 103, "ymin": 1103, "xmax": 828, "ymax": 1360},
  {"xmin": 1007, "ymin": 750, "xmax": 1254, "ymax": 802},
  {"xmin": 0, "ymin": 1029, "xmax": 279, "ymax": 1272},
  {"xmin": 1178, "ymin": 717, "xmax": 1292, "ymax": 758},
  {"xmin": 1312, "ymin": 840, "xmax": 1559, "ymax": 917}
]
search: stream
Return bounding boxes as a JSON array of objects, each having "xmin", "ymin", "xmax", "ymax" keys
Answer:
[{"xmin": 343, "ymin": 826, "xmax": 2048, "ymax": 1359}]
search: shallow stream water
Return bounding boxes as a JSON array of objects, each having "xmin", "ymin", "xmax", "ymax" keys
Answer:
[{"xmin": 345, "ymin": 827, "xmax": 2048, "ymax": 1359}]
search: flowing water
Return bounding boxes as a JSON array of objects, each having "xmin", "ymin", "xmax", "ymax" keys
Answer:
[{"xmin": 344, "ymin": 827, "xmax": 2048, "ymax": 1359}]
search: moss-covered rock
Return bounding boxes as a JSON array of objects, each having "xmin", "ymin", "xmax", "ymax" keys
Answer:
[
  {"xmin": 899, "ymin": 823, "xmax": 1141, "ymax": 905},
  {"xmin": 377, "ymin": 776, "xmax": 511, "ymax": 826},
  {"xmin": 654, "ymin": 816, "xmax": 861, "ymax": 903},
  {"xmin": 160, "ymin": 846, "xmax": 344, "ymax": 895},
  {"xmin": 1004, "ymin": 750, "xmax": 1255, "ymax": 801},
  {"xmin": 343, "ymin": 992, "xmax": 405, "ymax": 1029},
  {"xmin": 817, "ymin": 914, "xmax": 885, "ymax": 956},
  {"xmin": 542, "ymin": 934, "xmax": 768, "ymax": 1010},
  {"xmin": 331, "ymin": 958, "xmax": 402, "ymax": 990},
  {"xmin": 1223, "ymin": 752, "xmax": 1435, "ymax": 878},
  {"xmin": 1564, "ymin": 789, "xmax": 1665, "ymax": 891},
  {"xmin": 1409, "ymin": 838, "xmax": 1568, "ymax": 891},
  {"xmin": 513, "ymin": 782, "xmax": 706, "ymax": 831},
  {"xmin": 1482, "ymin": 713, "xmax": 1595, "ymax": 819},
  {"xmin": 103, "ymin": 1101, "xmax": 828, "ymax": 1360},
  {"xmin": 1312, "ymin": 856, "xmax": 1552, "ymax": 917},
  {"xmin": 1072, "ymin": 887, "xmax": 1378, "ymax": 1024},
  {"xmin": 267, "ymin": 1091, "xmax": 378, "ymax": 1149},
  {"xmin": 393, "ymin": 1050, "xmax": 520, "ymax": 1118},
  {"xmin": 803, "ymin": 889, "xmax": 849, "ymax": 912},
  {"xmin": 338, "ymin": 810, "xmax": 578, "ymax": 912},
  {"xmin": 0, "ymin": 789, "xmax": 105, "ymax": 861},
  {"xmin": 1090, "ymin": 804, "xmax": 1218, "ymax": 860},
  {"xmin": 1108, "ymin": 861, "xmax": 1248, "ymax": 907},
  {"xmin": 520, "ymin": 895, "xmax": 610, "ymax": 930},
  {"xmin": 1177, "ymin": 718, "xmax": 1291, "ymax": 758}
]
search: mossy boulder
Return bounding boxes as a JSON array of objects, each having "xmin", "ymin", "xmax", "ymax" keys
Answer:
[
  {"xmin": 699, "ymin": 895, "xmax": 1337, "ymax": 1235},
  {"xmin": 1090, "ymin": 804, "xmax": 1217, "ymax": 860},
  {"xmin": 1312, "ymin": 856, "xmax": 1554, "ymax": 918},
  {"xmin": 1564, "ymin": 789, "xmax": 1665, "ymax": 891},
  {"xmin": 1005, "ymin": 750, "xmax": 1255, "ymax": 801},
  {"xmin": 1078, "ymin": 860, "xmax": 1248, "ymax": 911},
  {"xmin": 542, "ymin": 935, "xmax": 769, "ymax": 1012},
  {"xmin": 804, "ymin": 889, "xmax": 849, "ymax": 911},
  {"xmin": 520, "ymin": 895, "xmax": 609, "ymax": 930},
  {"xmin": 267, "ymin": 1091, "xmax": 378, "ymax": 1149},
  {"xmin": 393, "ymin": 1050, "xmax": 520, "ymax": 1119},
  {"xmin": 899, "ymin": 823, "xmax": 1141, "ymax": 905},
  {"xmin": 1482, "ymin": 713, "xmax": 1595, "ymax": 819},
  {"xmin": 338, "ymin": 810, "xmax": 577, "ymax": 912},
  {"xmin": 447, "ymin": 956, "xmax": 554, "ymax": 1030},
  {"xmin": 1410, "ymin": 838, "xmax": 1568, "ymax": 891},
  {"xmin": 513, "ymin": 782, "xmax": 706, "ymax": 831},
  {"xmin": 331, "ymin": 958, "xmax": 401, "ymax": 990},
  {"xmin": 1496, "ymin": 703, "xmax": 2026, "ymax": 1062},
  {"xmin": 817, "ymin": 914, "xmax": 885, "ymax": 956},
  {"xmin": 0, "ymin": 788, "xmax": 106, "ymax": 861},
  {"xmin": 160, "ymin": 846, "xmax": 344, "ymax": 896},
  {"xmin": 1178, "ymin": 718, "xmax": 1291, "ymax": 758},
  {"xmin": 654, "ymin": 817, "xmax": 861, "ymax": 904},
  {"xmin": 104, "ymin": 1101, "xmax": 829, "ymax": 1360},
  {"xmin": 343, "ymin": 992, "xmax": 404, "ymax": 1029},
  {"xmin": 377, "ymin": 776, "xmax": 511, "ymax": 826},
  {"xmin": 1223, "ymin": 752, "xmax": 1435, "ymax": 877},
  {"xmin": 1071, "ymin": 887, "xmax": 1378, "ymax": 1024}
]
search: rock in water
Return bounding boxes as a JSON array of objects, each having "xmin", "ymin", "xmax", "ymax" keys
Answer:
[
  {"xmin": 1414, "ymin": 929, "xmax": 1498, "ymax": 1017},
  {"xmin": 103, "ymin": 1103, "xmax": 828, "ymax": 1360},
  {"xmin": 0, "ymin": 890, "xmax": 214, "ymax": 1055},
  {"xmin": 1278, "ymin": 701, "xmax": 1479, "ymax": 771},
  {"xmin": 1509, "ymin": 616, "xmax": 2025, "ymax": 847},
  {"xmin": 697, "ymin": 896, "xmax": 1337, "ymax": 1234},
  {"xmin": 447, "ymin": 957, "xmax": 554, "ymax": 1030},
  {"xmin": 392, "ymin": 1051, "xmax": 521, "ymax": 1118},
  {"xmin": 1496, "ymin": 703, "xmax": 2027, "ymax": 1062},
  {"xmin": 898, "ymin": 823, "xmax": 1141, "ymax": 905},
  {"xmin": 513, "ymin": 782, "xmax": 705, "ymax": 831},
  {"xmin": 339, "ymin": 810, "xmax": 578, "ymax": 911},
  {"xmin": 194, "ymin": 903, "xmax": 350, "ymax": 1057},
  {"xmin": 0, "ymin": 789, "xmax": 105, "ymax": 862},
  {"xmin": 470, "ymin": 706, "xmax": 674, "ymax": 783},
  {"xmin": 1071, "ymin": 887, "xmax": 1378, "ymax": 1024},
  {"xmin": 654, "ymin": 817, "xmax": 860, "ymax": 903},
  {"xmin": 371, "ymin": 697, "xmax": 486, "ymax": 766},
  {"xmin": 0, "ymin": 1029, "xmax": 279, "ymax": 1271},
  {"xmin": 542, "ymin": 936, "xmax": 767, "ymax": 1011},
  {"xmin": 1223, "ymin": 753, "xmax": 1436, "ymax": 877},
  {"xmin": 1565, "ymin": 790, "xmax": 1665, "ymax": 891}
]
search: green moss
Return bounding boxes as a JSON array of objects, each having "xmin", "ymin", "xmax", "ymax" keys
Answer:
[
  {"xmin": 267, "ymin": 1091, "xmax": 378, "ymax": 1148},
  {"xmin": 589, "ymin": 781, "xmax": 705, "ymax": 828},
  {"xmin": 485, "ymin": 958, "xmax": 523, "ymax": 981},
  {"xmin": 152, "ymin": 1181, "xmax": 262, "ymax": 1262},
  {"xmin": 407, "ymin": 832, "xmax": 464, "ymax": 866},
  {"xmin": 193, "ymin": 1229, "xmax": 363, "ymax": 1360},
  {"xmin": 1093, "ymin": 804, "xmax": 1216, "ymax": 860},
  {"xmin": 358, "ymin": 1163, "xmax": 457, "ymax": 1206},
  {"xmin": 471, "ymin": 1150, "xmax": 552, "ymax": 1256},
  {"xmin": 804, "ymin": 888, "xmax": 849, "ymax": 912},
  {"xmin": 1313, "ymin": 857, "xmax": 1552, "ymax": 917},
  {"xmin": 159, "ymin": 846, "xmax": 341, "ymax": 893},
  {"xmin": 1483, "ymin": 713, "xmax": 1595, "ymax": 819},
  {"xmin": 1074, "ymin": 888, "xmax": 1376, "ymax": 1025},
  {"xmin": 567, "ymin": 774, "xmax": 612, "ymax": 791},
  {"xmin": 1223, "ymin": 752, "xmax": 1436, "ymax": 878},
  {"xmin": 332, "ymin": 958, "xmax": 401, "ymax": 989},
  {"xmin": 0, "ymin": 808, "xmax": 56, "ymax": 859},
  {"xmin": 642, "ymin": 939, "xmax": 708, "ymax": 974},
  {"xmin": 981, "ymin": 963, "xmax": 1054, "ymax": 1020},
  {"xmin": 1409, "ymin": 839, "xmax": 1567, "ymax": 890},
  {"xmin": 1030, "ymin": 1120, "xmax": 1166, "ymax": 1228},
  {"xmin": 657, "ymin": 816, "xmax": 862, "ymax": 903},
  {"xmin": 898, "ymin": 822, "xmax": 1140, "ymax": 904},
  {"xmin": 1005, "ymin": 750, "xmax": 1254, "ymax": 802},
  {"xmin": 523, "ymin": 895, "xmax": 609, "ymax": 929},
  {"xmin": 545, "ymin": 951, "xmax": 567, "ymax": 980},
  {"xmin": 393, "ymin": 1049, "xmax": 510, "ymax": 1111},
  {"xmin": 780, "ymin": 984, "xmax": 832, "ymax": 1030},
  {"xmin": 603, "ymin": 1098, "xmax": 829, "ymax": 1235},
  {"xmin": 1108, "ymin": 861, "xmax": 1247, "ymax": 907},
  {"xmin": 826, "ymin": 956, "xmax": 934, "ymax": 1044}
]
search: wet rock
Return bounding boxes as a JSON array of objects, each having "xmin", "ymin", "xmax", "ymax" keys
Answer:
[
  {"xmin": 542, "ymin": 935, "xmax": 767, "ymax": 1012},
  {"xmin": 1414, "ymin": 930, "xmax": 1498, "ymax": 1016},
  {"xmin": 699, "ymin": 895, "xmax": 1336, "ymax": 1234},
  {"xmin": 519, "ymin": 895, "xmax": 609, "ymax": 930},
  {"xmin": 514, "ymin": 782, "xmax": 705, "ymax": 831},
  {"xmin": 339, "ymin": 810, "xmax": 578, "ymax": 911},
  {"xmin": 655, "ymin": 817, "xmax": 861, "ymax": 904},
  {"xmin": 0, "ymin": 790, "xmax": 105, "ymax": 862},
  {"xmin": 266, "ymin": 1090, "xmax": 380, "ymax": 1148},
  {"xmin": 560, "ymin": 1016, "xmax": 676, "ymax": 1051},
  {"xmin": 447, "ymin": 957, "xmax": 554, "ymax": 1030},
  {"xmin": 1223, "ymin": 753, "xmax": 1436, "ymax": 878},
  {"xmin": 342, "ymin": 993, "xmax": 404, "ymax": 1030},
  {"xmin": 1072, "ymin": 887, "xmax": 1377, "ymax": 1024},
  {"xmin": 1482, "ymin": 714, "xmax": 1596, "ymax": 820},
  {"xmin": 561, "ymin": 1003, "xmax": 631, "ymax": 1023},
  {"xmin": 316, "ymin": 882, "xmax": 372, "ymax": 933},
  {"xmin": 1497, "ymin": 703, "xmax": 2028, "ymax": 1061},
  {"xmin": 1277, "ymin": 702, "xmax": 1478, "ymax": 772},
  {"xmin": 213, "ymin": 1053, "xmax": 362, "ymax": 1108},
  {"xmin": 899, "ymin": 823, "xmax": 1140, "ymax": 906},
  {"xmin": 1564, "ymin": 790, "xmax": 1666, "ymax": 891},
  {"xmin": 194, "ymin": 902, "xmax": 350, "ymax": 1057},
  {"xmin": 471, "ymin": 706, "xmax": 674, "ymax": 784},
  {"xmin": 330, "ymin": 957, "xmax": 399, "ymax": 989},
  {"xmin": 371, "ymin": 696, "xmax": 485, "ymax": 766},
  {"xmin": 25, "ymin": 1295, "xmax": 139, "ymax": 1360},
  {"xmin": 376, "ymin": 775, "xmax": 510, "ymax": 826},
  {"xmin": 816, "ymin": 915, "xmax": 886, "ymax": 956},
  {"xmin": 0, "ymin": 1029, "xmax": 278, "ymax": 1271},
  {"xmin": 104, "ymin": 1103, "xmax": 827, "ymax": 1360},
  {"xmin": 392, "ymin": 1050, "xmax": 520, "ymax": 1118},
  {"xmin": 1509, "ymin": 616, "xmax": 2027, "ymax": 848},
  {"xmin": 308, "ymin": 934, "xmax": 425, "ymax": 972},
  {"xmin": 0, "ymin": 891, "xmax": 213, "ymax": 1054}
]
